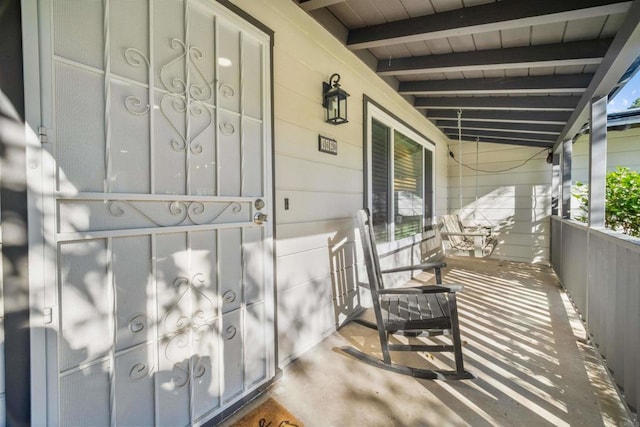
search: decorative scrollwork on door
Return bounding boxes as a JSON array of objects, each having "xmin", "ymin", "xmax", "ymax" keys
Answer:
[
  {"xmin": 128, "ymin": 314, "xmax": 147, "ymax": 333},
  {"xmin": 107, "ymin": 200, "xmax": 243, "ymax": 227},
  {"xmin": 129, "ymin": 363, "xmax": 150, "ymax": 382},
  {"xmin": 123, "ymin": 48, "xmax": 151, "ymax": 117},
  {"xmin": 157, "ymin": 38, "xmax": 213, "ymax": 155},
  {"xmin": 123, "ymin": 39, "xmax": 215, "ymax": 155},
  {"xmin": 163, "ymin": 273, "xmax": 215, "ymax": 388}
]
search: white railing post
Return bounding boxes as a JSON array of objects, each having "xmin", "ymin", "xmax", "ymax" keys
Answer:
[
  {"xmin": 561, "ymin": 138, "xmax": 572, "ymax": 219},
  {"xmin": 552, "ymin": 153, "xmax": 560, "ymax": 216},
  {"xmin": 588, "ymin": 95, "xmax": 607, "ymax": 228}
]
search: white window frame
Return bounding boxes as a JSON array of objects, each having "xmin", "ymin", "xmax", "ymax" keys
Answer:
[{"xmin": 365, "ymin": 102, "xmax": 435, "ymax": 248}]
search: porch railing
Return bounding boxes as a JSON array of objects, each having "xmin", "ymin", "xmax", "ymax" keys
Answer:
[{"xmin": 551, "ymin": 216, "xmax": 640, "ymax": 415}]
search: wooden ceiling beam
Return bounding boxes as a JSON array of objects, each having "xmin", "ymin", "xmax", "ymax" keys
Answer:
[
  {"xmin": 378, "ymin": 40, "xmax": 610, "ymax": 76},
  {"xmin": 445, "ymin": 130, "xmax": 556, "ymax": 145},
  {"xmin": 445, "ymin": 129, "xmax": 556, "ymax": 142},
  {"xmin": 445, "ymin": 134, "xmax": 554, "ymax": 148},
  {"xmin": 425, "ymin": 109, "xmax": 571, "ymax": 124},
  {"xmin": 415, "ymin": 96, "xmax": 581, "ymax": 111},
  {"xmin": 399, "ymin": 74, "xmax": 594, "ymax": 95},
  {"xmin": 347, "ymin": 0, "xmax": 630, "ymax": 50},
  {"xmin": 436, "ymin": 120, "xmax": 563, "ymax": 134}
]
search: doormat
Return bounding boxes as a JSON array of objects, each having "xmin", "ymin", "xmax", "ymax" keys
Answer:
[{"xmin": 232, "ymin": 397, "xmax": 304, "ymax": 427}]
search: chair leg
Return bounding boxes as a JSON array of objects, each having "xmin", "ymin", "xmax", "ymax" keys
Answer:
[
  {"xmin": 379, "ymin": 330, "xmax": 392, "ymax": 364},
  {"xmin": 448, "ymin": 294, "xmax": 465, "ymax": 374}
]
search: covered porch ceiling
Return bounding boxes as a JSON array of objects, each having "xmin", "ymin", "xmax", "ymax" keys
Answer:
[{"xmin": 295, "ymin": 0, "xmax": 640, "ymax": 149}]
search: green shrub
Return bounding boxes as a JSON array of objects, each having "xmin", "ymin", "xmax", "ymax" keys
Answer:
[{"xmin": 573, "ymin": 167, "xmax": 640, "ymax": 237}]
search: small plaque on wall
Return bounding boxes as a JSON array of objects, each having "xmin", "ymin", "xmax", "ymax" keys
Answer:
[{"xmin": 318, "ymin": 135, "xmax": 338, "ymax": 155}]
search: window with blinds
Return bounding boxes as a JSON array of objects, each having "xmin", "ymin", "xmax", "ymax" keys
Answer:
[
  {"xmin": 394, "ymin": 131, "xmax": 423, "ymax": 239},
  {"xmin": 372, "ymin": 119, "xmax": 390, "ymax": 241},
  {"xmin": 367, "ymin": 102, "xmax": 434, "ymax": 242}
]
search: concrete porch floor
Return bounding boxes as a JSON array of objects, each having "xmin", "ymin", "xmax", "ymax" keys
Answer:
[{"xmin": 223, "ymin": 257, "xmax": 636, "ymax": 427}]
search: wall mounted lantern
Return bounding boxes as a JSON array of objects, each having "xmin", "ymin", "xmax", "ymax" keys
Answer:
[{"xmin": 323, "ymin": 73, "xmax": 349, "ymax": 125}]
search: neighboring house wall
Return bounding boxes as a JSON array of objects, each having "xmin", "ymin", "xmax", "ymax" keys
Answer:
[
  {"xmin": 569, "ymin": 126, "xmax": 640, "ymax": 217},
  {"xmin": 229, "ymin": 0, "xmax": 451, "ymax": 366},
  {"xmin": 447, "ymin": 141, "xmax": 552, "ymax": 264}
]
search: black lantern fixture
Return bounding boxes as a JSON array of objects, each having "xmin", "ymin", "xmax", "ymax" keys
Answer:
[{"xmin": 323, "ymin": 73, "xmax": 349, "ymax": 125}]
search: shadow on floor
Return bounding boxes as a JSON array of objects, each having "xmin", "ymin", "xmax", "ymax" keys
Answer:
[{"xmin": 223, "ymin": 257, "xmax": 634, "ymax": 427}]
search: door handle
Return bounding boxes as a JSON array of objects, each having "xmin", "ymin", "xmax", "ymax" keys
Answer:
[{"xmin": 254, "ymin": 212, "xmax": 268, "ymax": 225}]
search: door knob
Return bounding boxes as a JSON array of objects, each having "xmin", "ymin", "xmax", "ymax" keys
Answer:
[{"xmin": 254, "ymin": 212, "xmax": 268, "ymax": 225}]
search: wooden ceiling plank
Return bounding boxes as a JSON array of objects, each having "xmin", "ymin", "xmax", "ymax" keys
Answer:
[
  {"xmin": 531, "ymin": 21, "xmax": 566, "ymax": 45},
  {"xmin": 348, "ymin": 0, "xmax": 387, "ymax": 26},
  {"xmin": 300, "ymin": 0, "xmax": 349, "ymax": 12},
  {"xmin": 563, "ymin": 16, "xmax": 608, "ymax": 41},
  {"xmin": 399, "ymin": 0, "xmax": 436, "ymax": 18},
  {"xmin": 346, "ymin": 0, "xmax": 631, "ymax": 49},
  {"xmin": 500, "ymin": 26, "xmax": 531, "ymax": 48},
  {"xmin": 377, "ymin": 39, "xmax": 611, "ymax": 75}
]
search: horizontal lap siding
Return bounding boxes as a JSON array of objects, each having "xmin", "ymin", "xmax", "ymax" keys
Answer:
[
  {"xmin": 447, "ymin": 143, "xmax": 551, "ymax": 263},
  {"xmin": 233, "ymin": 0, "xmax": 451, "ymax": 365}
]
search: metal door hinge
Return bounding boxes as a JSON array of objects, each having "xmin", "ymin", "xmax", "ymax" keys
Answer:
[
  {"xmin": 43, "ymin": 307, "xmax": 53, "ymax": 324},
  {"xmin": 38, "ymin": 126, "xmax": 49, "ymax": 144}
]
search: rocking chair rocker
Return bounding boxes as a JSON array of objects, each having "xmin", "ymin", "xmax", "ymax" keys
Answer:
[{"xmin": 341, "ymin": 209, "xmax": 474, "ymax": 380}]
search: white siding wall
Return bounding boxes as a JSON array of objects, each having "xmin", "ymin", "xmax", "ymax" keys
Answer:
[
  {"xmin": 447, "ymin": 141, "xmax": 552, "ymax": 264},
  {"xmin": 570, "ymin": 126, "xmax": 640, "ymax": 216},
  {"xmin": 229, "ymin": 0, "xmax": 451, "ymax": 366}
]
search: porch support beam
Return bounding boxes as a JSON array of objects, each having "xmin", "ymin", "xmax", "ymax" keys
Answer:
[
  {"xmin": 552, "ymin": 153, "xmax": 560, "ymax": 216},
  {"xmin": 562, "ymin": 138, "xmax": 572, "ymax": 219},
  {"xmin": 347, "ymin": 0, "xmax": 630, "ymax": 50},
  {"xmin": 588, "ymin": 96, "xmax": 608, "ymax": 228},
  {"xmin": 379, "ymin": 41, "xmax": 610, "ymax": 76}
]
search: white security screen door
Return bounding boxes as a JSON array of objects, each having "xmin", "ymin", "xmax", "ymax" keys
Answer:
[{"xmin": 31, "ymin": 0, "xmax": 273, "ymax": 425}]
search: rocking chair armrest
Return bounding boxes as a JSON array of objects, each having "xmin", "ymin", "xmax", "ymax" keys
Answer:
[
  {"xmin": 380, "ymin": 262, "xmax": 446, "ymax": 275},
  {"xmin": 378, "ymin": 284, "xmax": 463, "ymax": 295}
]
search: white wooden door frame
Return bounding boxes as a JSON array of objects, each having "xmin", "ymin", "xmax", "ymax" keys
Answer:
[{"xmin": 22, "ymin": 1, "xmax": 275, "ymax": 425}]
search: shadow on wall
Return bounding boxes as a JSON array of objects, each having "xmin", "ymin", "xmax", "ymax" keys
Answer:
[
  {"xmin": 328, "ymin": 227, "xmax": 366, "ymax": 328},
  {"xmin": 454, "ymin": 184, "xmax": 552, "ymax": 263},
  {"xmin": 1, "ymin": 87, "xmax": 31, "ymax": 426}
]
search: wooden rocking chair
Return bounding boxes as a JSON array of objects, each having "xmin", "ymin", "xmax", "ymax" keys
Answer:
[{"xmin": 341, "ymin": 209, "xmax": 473, "ymax": 380}]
